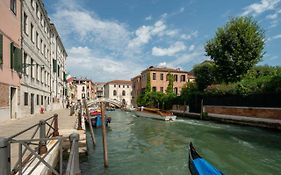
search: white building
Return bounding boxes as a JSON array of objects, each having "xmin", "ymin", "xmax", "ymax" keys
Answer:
[
  {"xmin": 104, "ymin": 80, "xmax": 132, "ymax": 107},
  {"xmin": 96, "ymin": 82, "xmax": 105, "ymax": 98},
  {"xmin": 20, "ymin": 0, "xmax": 66, "ymax": 117}
]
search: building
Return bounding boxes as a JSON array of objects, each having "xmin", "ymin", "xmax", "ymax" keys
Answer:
[
  {"xmin": 73, "ymin": 79, "xmax": 96, "ymax": 101},
  {"xmin": 96, "ymin": 82, "xmax": 105, "ymax": 98},
  {"xmin": 104, "ymin": 80, "xmax": 132, "ymax": 107},
  {"xmin": 0, "ymin": 0, "xmax": 22, "ymax": 121},
  {"xmin": 131, "ymin": 66, "xmax": 195, "ymax": 107},
  {"xmin": 131, "ymin": 75, "xmax": 141, "ymax": 108},
  {"xmin": 20, "ymin": 0, "xmax": 67, "ymax": 117},
  {"xmin": 66, "ymin": 79, "xmax": 77, "ymax": 105}
]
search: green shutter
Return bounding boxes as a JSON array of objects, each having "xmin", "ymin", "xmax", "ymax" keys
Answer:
[
  {"xmin": 53, "ymin": 59, "xmax": 57, "ymax": 72},
  {"xmin": 0, "ymin": 34, "xmax": 3, "ymax": 64},
  {"xmin": 10, "ymin": 42, "xmax": 14, "ymax": 69},
  {"xmin": 14, "ymin": 47, "xmax": 22, "ymax": 72}
]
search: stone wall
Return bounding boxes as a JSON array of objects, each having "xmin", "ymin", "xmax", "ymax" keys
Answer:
[{"xmin": 204, "ymin": 105, "xmax": 281, "ymax": 120}]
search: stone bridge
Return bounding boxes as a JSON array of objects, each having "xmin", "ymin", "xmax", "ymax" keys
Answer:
[{"xmin": 87, "ymin": 98, "xmax": 123, "ymax": 108}]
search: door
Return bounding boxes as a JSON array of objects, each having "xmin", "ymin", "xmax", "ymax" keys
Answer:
[
  {"xmin": 10, "ymin": 87, "xmax": 17, "ymax": 119},
  {"xmin": 31, "ymin": 93, "xmax": 34, "ymax": 114}
]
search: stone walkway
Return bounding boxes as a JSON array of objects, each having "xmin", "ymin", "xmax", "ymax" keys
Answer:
[{"xmin": 0, "ymin": 108, "xmax": 75, "ymax": 138}]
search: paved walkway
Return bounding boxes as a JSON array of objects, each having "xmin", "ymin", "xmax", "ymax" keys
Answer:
[{"xmin": 0, "ymin": 108, "xmax": 75, "ymax": 138}]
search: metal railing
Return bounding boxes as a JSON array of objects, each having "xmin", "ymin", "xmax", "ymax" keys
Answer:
[{"xmin": 0, "ymin": 114, "xmax": 62, "ymax": 175}]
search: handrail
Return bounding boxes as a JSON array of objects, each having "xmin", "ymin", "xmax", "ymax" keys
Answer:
[{"xmin": 66, "ymin": 133, "xmax": 81, "ymax": 175}]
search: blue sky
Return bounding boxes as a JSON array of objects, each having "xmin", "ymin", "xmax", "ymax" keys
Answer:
[{"xmin": 45, "ymin": 0, "xmax": 281, "ymax": 82}]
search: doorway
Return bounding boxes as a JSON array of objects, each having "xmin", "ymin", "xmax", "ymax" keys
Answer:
[
  {"xmin": 31, "ymin": 93, "xmax": 34, "ymax": 114},
  {"xmin": 10, "ymin": 87, "xmax": 17, "ymax": 119}
]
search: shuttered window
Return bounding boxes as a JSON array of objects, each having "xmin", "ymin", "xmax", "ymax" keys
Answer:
[
  {"xmin": 0, "ymin": 34, "xmax": 3, "ymax": 64},
  {"xmin": 10, "ymin": 42, "xmax": 22, "ymax": 72},
  {"xmin": 53, "ymin": 59, "xmax": 57, "ymax": 72}
]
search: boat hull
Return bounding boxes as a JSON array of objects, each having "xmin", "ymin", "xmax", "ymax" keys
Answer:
[{"xmin": 134, "ymin": 111, "xmax": 176, "ymax": 121}]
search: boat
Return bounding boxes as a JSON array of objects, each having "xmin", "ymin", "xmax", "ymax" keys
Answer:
[
  {"xmin": 134, "ymin": 107, "xmax": 176, "ymax": 121},
  {"xmin": 85, "ymin": 110, "xmax": 111, "ymax": 128},
  {"xmin": 188, "ymin": 142, "xmax": 224, "ymax": 175}
]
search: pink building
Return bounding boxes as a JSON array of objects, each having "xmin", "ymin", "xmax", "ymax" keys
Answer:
[{"xmin": 0, "ymin": 0, "xmax": 22, "ymax": 121}]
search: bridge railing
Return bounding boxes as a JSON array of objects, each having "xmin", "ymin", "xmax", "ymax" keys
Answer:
[{"xmin": 0, "ymin": 114, "xmax": 63, "ymax": 175}]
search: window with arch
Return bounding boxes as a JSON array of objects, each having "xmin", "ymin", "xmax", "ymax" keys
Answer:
[
  {"xmin": 113, "ymin": 90, "xmax": 117, "ymax": 96},
  {"xmin": 122, "ymin": 90, "xmax": 126, "ymax": 96}
]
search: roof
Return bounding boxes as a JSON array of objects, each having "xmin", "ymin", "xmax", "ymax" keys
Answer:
[
  {"xmin": 131, "ymin": 75, "xmax": 141, "ymax": 81},
  {"xmin": 106, "ymin": 80, "xmax": 132, "ymax": 85},
  {"xmin": 141, "ymin": 66, "xmax": 191, "ymax": 74}
]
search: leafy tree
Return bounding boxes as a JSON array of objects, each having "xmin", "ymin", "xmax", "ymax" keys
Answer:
[
  {"xmin": 193, "ymin": 61, "xmax": 216, "ymax": 90},
  {"xmin": 145, "ymin": 71, "xmax": 151, "ymax": 93},
  {"xmin": 205, "ymin": 16, "xmax": 265, "ymax": 83},
  {"xmin": 166, "ymin": 72, "xmax": 174, "ymax": 95}
]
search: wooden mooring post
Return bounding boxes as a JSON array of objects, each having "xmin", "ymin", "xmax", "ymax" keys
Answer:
[
  {"xmin": 83, "ymin": 99, "xmax": 96, "ymax": 146},
  {"xmin": 101, "ymin": 102, "xmax": 109, "ymax": 168}
]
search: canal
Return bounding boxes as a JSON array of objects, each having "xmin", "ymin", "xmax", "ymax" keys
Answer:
[{"xmin": 80, "ymin": 110, "xmax": 281, "ymax": 175}]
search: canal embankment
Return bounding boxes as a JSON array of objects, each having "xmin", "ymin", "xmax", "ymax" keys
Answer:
[{"xmin": 171, "ymin": 109, "xmax": 281, "ymax": 130}]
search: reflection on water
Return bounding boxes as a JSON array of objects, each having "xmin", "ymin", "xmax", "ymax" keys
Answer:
[{"xmin": 80, "ymin": 110, "xmax": 281, "ymax": 175}]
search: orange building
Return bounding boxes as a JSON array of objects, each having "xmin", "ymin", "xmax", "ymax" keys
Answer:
[{"xmin": 131, "ymin": 66, "xmax": 195, "ymax": 107}]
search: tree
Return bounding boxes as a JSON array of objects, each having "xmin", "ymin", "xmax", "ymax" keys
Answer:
[
  {"xmin": 205, "ymin": 16, "xmax": 265, "ymax": 83},
  {"xmin": 193, "ymin": 61, "xmax": 216, "ymax": 90},
  {"xmin": 166, "ymin": 72, "xmax": 174, "ymax": 95}
]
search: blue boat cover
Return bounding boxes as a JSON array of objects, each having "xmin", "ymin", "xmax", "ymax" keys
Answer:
[{"xmin": 193, "ymin": 158, "xmax": 223, "ymax": 175}]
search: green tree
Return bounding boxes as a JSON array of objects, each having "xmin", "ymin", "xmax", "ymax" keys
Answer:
[
  {"xmin": 166, "ymin": 72, "xmax": 174, "ymax": 95},
  {"xmin": 145, "ymin": 71, "xmax": 151, "ymax": 93},
  {"xmin": 193, "ymin": 61, "xmax": 216, "ymax": 90},
  {"xmin": 205, "ymin": 16, "xmax": 265, "ymax": 83}
]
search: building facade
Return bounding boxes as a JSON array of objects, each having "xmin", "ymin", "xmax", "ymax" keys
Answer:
[
  {"xmin": 0, "ymin": 0, "xmax": 22, "ymax": 121},
  {"xmin": 96, "ymin": 82, "xmax": 105, "ymax": 98},
  {"xmin": 131, "ymin": 66, "xmax": 195, "ymax": 107},
  {"xmin": 20, "ymin": 0, "xmax": 67, "ymax": 117},
  {"xmin": 104, "ymin": 80, "xmax": 132, "ymax": 107},
  {"xmin": 73, "ymin": 79, "xmax": 96, "ymax": 101}
]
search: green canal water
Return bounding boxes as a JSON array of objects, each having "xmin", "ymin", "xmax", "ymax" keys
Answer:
[{"xmin": 80, "ymin": 110, "xmax": 281, "ymax": 175}]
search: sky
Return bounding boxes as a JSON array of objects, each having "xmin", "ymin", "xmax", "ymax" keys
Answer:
[{"xmin": 44, "ymin": 0, "xmax": 281, "ymax": 82}]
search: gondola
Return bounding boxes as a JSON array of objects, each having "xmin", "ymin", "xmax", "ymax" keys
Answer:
[{"xmin": 188, "ymin": 142, "xmax": 224, "ymax": 175}]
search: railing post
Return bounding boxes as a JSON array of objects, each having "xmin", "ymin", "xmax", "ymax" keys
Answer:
[
  {"xmin": 77, "ymin": 111, "xmax": 82, "ymax": 130},
  {"xmin": 101, "ymin": 102, "xmax": 109, "ymax": 168},
  {"xmin": 53, "ymin": 114, "xmax": 59, "ymax": 137},
  {"xmin": 38, "ymin": 120, "xmax": 48, "ymax": 155},
  {"xmin": 0, "ymin": 137, "xmax": 10, "ymax": 175},
  {"xmin": 69, "ymin": 133, "xmax": 81, "ymax": 175}
]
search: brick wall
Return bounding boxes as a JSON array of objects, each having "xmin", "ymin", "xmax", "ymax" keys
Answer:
[
  {"xmin": 204, "ymin": 105, "xmax": 281, "ymax": 120},
  {"xmin": 0, "ymin": 83, "xmax": 9, "ymax": 107}
]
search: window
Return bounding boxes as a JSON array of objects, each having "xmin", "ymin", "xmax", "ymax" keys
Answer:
[
  {"xmin": 119, "ymin": 85, "xmax": 120, "ymax": 88},
  {"xmin": 160, "ymin": 87, "xmax": 164, "ymax": 92},
  {"xmin": 30, "ymin": 23, "xmax": 34, "ymax": 42},
  {"xmin": 41, "ymin": 95, "xmax": 43, "ymax": 105},
  {"xmin": 10, "ymin": 43, "xmax": 22, "ymax": 72},
  {"xmin": 24, "ymin": 92, "xmax": 28, "ymax": 106},
  {"xmin": 37, "ymin": 94, "xmax": 39, "ymax": 105},
  {"xmin": 180, "ymin": 75, "xmax": 186, "ymax": 82},
  {"xmin": 174, "ymin": 74, "xmax": 178, "ymax": 82},
  {"xmin": 57, "ymin": 65, "xmax": 60, "ymax": 77},
  {"xmin": 113, "ymin": 90, "xmax": 117, "ymax": 96},
  {"xmin": 36, "ymin": 64, "xmax": 39, "ymax": 80},
  {"xmin": 31, "ymin": 58, "xmax": 34, "ymax": 78},
  {"xmin": 153, "ymin": 73, "xmax": 156, "ymax": 80},
  {"xmin": 123, "ymin": 85, "xmax": 125, "ymax": 88},
  {"xmin": 127, "ymin": 85, "xmax": 129, "ymax": 88},
  {"xmin": 82, "ymin": 86, "xmax": 85, "ymax": 92},
  {"xmin": 122, "ymin": 90, "xmax": 126, "ymax": 96},
  {"xmin": 40, "ymin": 39, "xmax": 43, "ymax": 53},
  {"xmin": 53, "ymin": 59, "xmax": 57, "ymax": 72},
  {"xmin": 174, "ymin": 87, "xmax": 178, "ymax": 95},
  {"xmin": 10, "ymin": 0, "xmax": 17, "ymax": 15},
  {"xmin": 23, "ymin": 52, "xmax": 27, "ymax": 74},
  {"xmin": 36, "ymin": 32, "xmax": 39, "ymax": 49},
  {"xmin": 152, "ymin": 86, "xmax": 156, "ymax": 92},
  {"xmin": 0, "ymin": 34, "xmax": 3, "ymax": 64},
  {"xmin": 160, "ymin": 73, "xmax": 163, "ymax": 80},
  {"xmin": 24, "ymin": 13, "xmax": 28, "ymax": 35}
]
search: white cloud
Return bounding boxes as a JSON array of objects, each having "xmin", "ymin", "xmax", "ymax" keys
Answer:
[
  {"xmin": 145, "ymin": 16, "xmax": 152, "ymax": 21},
  {"xmin": 272, "ymin": 34, "xmax": 281, "ymax": 39},
  {"xmin": 179, "ymin": 7, "xmax": 185, "ymax": 13},
  {"xmin": 52, "ymin": 1, "xmax": 130, "ymax": 52},
  {"xmin": 158, "ymin": 62, "xmax": 167, "ymax": 67},
  {"xmin": 67, "ymin": 47, "xmax": 142, "ymax": 81},
  {"xmin": 152, "ymin": 41, "xmax": 187, "ymax": 56},
  {"xmin": 168, "ymin": 46, "xmax": 204, "ymax": 67},
  {"xmin": 242, "ymin": 0, "xmax": 280, "ymax": 16},
  {"xmin": 189, "ymin": 44, "xmax": 195, "ymax": 51},
  {"xmin": 180, "ymin": 31, "xmax": 198, "ymax": 40},
  {"xmin": 266, "ymin": 13, "xmax": 278, "ymax": 19}
]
